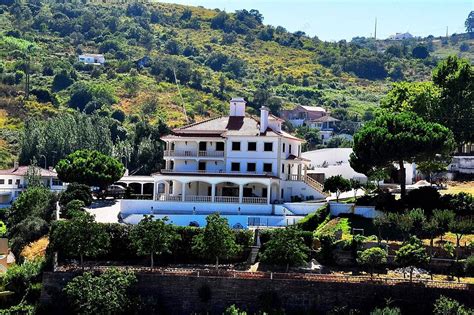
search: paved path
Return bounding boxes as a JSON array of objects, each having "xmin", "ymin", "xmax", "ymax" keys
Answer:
[{"xmin": 86, "ymin": 200, "xmax": 121, "ymax": 223}]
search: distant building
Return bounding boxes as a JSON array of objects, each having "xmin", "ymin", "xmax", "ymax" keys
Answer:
[
  {"xmin": 388, "ymin": 32, "xmax": 414, "ymax": 40},
  {"xmin": 84, "ymin": 0, "xmax": 149, "ymax": 4},
  {"xmin": 78, "ymin": 54, "xmax": 105, "ymax": 65},
  {"xmin": 0, "ymin": 163, "xmax": 66, "ymax": 207}
]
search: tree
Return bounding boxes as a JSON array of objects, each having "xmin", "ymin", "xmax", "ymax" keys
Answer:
[
  {"xmin": 412, "ymin": 45, "xmax": 429, "ymax": 59},
  {"xmin": 296, "ymin": 126, "xmax": 320, "ymax": 151},
  {"xmin": 50, "ymin": 211, "xmax": 110, "ymax": 268},
  {"xmin": 395, "ymin": 236, "xmax": 429, "ymax": 282},
  {"xmin": 423, "ymin": 217, "xmax": 441, "ymax": 258},
  {"xmin": 130, "ymin": 216, "xmax": 179, "ymax": 269},
  {"xmin": 64, "ymin": 269, "xmax": 136, "ymax": 315},
  {"xmin": 323, "ymin": 175, "xmax": 351, "ymax": 202},
  {"xmin": 357, "ymin": 247, "xmax": 387, "ymax": 279},
  {"xmin": 433, "ymin": 295, "xmax": 472, "ymax": 315},
  {"xmin": 350, "ymin": 179, "xmax": 363, "ymax": 201},
  {"xmin": 56, "ymin": 149, "xmax": 125, "ymax": 191},
  {"xmin": 465, "ymin": 255, "xmax": 474, "ymax": 277},
  {"xmin": 433, "ymin": 209, "xmax": 455, "ymax": 241},
  {"xmin": 192, "ymin": 213, "xmax": 240, "ymax": 270},
  {"xmin": 259, "ymin": 227, "xmax": 309, "ymax": 272},
  {"xmin": 370, "ymin": 306, "xmax": 401, "ymax": 315},
  {"xmin": 59, "ymin": 183, "xmax": 93, "ymax": 207},
  {"xmin": 350, "ymin": 112, "xmax": 455, "ymax": 197},
  {"xmin": 432, "ymin": 56, "xmax": 474, "ymax": 146},
  {"xmin": 465, "ymin": 11, "xmax": 474, "ymax": 34},
  {"xmin": 448, "ymin": 218, "xmax": 473, "ymax": 259}
]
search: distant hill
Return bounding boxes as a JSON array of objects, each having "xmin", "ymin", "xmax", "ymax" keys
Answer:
[{"xmin": 0, "ymin": 1, "xmax": 472, "ymax": 168}]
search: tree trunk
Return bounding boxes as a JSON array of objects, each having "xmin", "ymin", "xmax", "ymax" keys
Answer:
[
  {"xmin": 336, "ymin": 191, "xmax": 340, "ymax": 203},
  {"xmin": 409, "ymin": 267, "xmax": 413, "ymax": 282},
  {"xmin": 286, "ymin": 263, "xmax": 289, "ymax": 273},
  {"xmin": 456, "ymin": 235, "xmax": 461, "ymax": 260},
  {"xmin": 80, "ymin": 254, "xmax": 84, "ymax": 270},
  {"xmin": 429, "ymin": 237, "xmax": 434, "ymax": 258},
  {"xmin": 215, "ymin": 256, "xmax": 219, "ymax": 270},
  {"xmin": 150, "ymin": 253, "xmax": 154, "ymax": 270},
  {"xmin": 399, "ymin": 160, "xmax": 406, "ymax": 197}
]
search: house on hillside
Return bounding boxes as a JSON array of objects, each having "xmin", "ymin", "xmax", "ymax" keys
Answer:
[
  {"xmin": 306, "ymin": 115, "xmax": 340, "ymax": 144},
  {"xmin": 78, "ymin": 54, "xmax": 105, "ymax": 65},
  {"xmin": 0, "ymin": 163, "xmax": 66, "ymax": 207},
  {"xmin": 118, "ymin": 98, "xmax": 329, "ymax": 228},
  {"xmin": 388, "ymin": 32, "xmax": 414, "ymax": 40}
]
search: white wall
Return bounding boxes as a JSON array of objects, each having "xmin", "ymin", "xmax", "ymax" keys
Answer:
[{"xmin": 329, "ymin": 202, "xmax": 383, "ymax": 219}]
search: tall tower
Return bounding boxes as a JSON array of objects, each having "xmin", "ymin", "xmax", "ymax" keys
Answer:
[{"xmin": 374, "ymin": 17, "xmax": 377, "ymax": 40}]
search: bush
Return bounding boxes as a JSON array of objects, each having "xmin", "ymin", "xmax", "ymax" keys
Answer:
[
  {"xmin": 402, "ymin": 186, "xmax": 441, "ymax": 214},
  {"xmin": 464, "ymin": 255, "xmax": 474, "ymax": 276},
  {"xmin": 59, "ymin": 183, "xmax": 93, "ymax": 207},
  {"xmin": 433, "ymin": 295, "xmax": 472, "ymax": 315},
  {"xmin": 297, "ymin": 205, "xmax": 329, "ymax": 231},
  {"xmin": 4, "ymin": 259, "xmax": 44, "ymax": 304},
  {"xmin": 0, "ymin": 303, "xmax": 36, "ymax": 315}
]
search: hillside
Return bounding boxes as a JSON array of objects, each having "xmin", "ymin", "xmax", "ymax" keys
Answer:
[{"xmin": 0, "ymin": 1, "xmax": 472, "ymax": 172}]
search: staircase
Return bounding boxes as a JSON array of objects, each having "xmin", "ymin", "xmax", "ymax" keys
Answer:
[{"xmin": 303, "ymin": 174, "xmax": 329, "ymax": 197}]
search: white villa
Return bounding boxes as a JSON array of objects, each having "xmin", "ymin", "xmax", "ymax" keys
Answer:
[
  {"xmin": 0, "ymin": 163, "xmax": 66, "ymax": 207},
  {"xmin": 78, "ymin": 54, "xmax": 105, "ymax": 65},
  {"xmin": 118, "ymin": 98, "xmax": 328, "ymax": 227}
]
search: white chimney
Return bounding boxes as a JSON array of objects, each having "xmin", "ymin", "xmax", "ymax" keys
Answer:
[
  {"xmin": 229, "ymin": 97, "xmax": 246, "ymax": 117},
  {"xmin": 13, "ymin": 161, "xmax": 19, "ymax": 170},
  {"xmin": 260, "ymin": 106, "xmax": 269, "ymax": 133}
]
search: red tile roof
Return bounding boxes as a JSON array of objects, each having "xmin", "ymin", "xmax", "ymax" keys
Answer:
[{"xmin": 0, "ymin": 166, "xmax": 58, "ymax": 177}]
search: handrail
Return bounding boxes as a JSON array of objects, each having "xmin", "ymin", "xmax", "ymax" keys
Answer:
[
  {"xmin": 214, "ymin": 196, "xmax": 239, "ymax": 203},
  {"xmin": 198, "ymin": 151, "xmax": 225, "ymax": 157}
]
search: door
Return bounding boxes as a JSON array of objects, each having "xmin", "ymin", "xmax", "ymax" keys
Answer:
[
  {"xmin": 198, "ymin": 162, "xmax": 206, "ymax": 171},
  {"xmin": 199, "ymin": 142, "xmax": 207, "ymax": 151}
]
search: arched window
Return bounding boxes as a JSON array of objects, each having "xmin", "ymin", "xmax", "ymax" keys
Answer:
[
  {"xmin": 189, "ymin": 221, "xmax": 200, "ymax": 227},
  {"xmin": 157, "ymin": 183, "xmax": 165, "ymax": 193}
]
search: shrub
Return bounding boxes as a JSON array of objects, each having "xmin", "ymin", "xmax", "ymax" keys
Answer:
[
  {"xmin": 4, "ymin": 259, "xmax": 44, "ymax": 303},
  {"xmin": 357, "ymin": 247, "xmax": 387, "ymax": 278},
  {"xmin": 402, "ymin": 186, "xmax": 441, "ymax": 214},
  {"xmin": 433, "ymin": 295, "xmax": 472, "ymax": 315},
  {"xmin": 465, "ymin": 255, "xmax": 474, "ymax": 276},
  {"xmin": 59, "ymin": 183, "xmax": 93, "ymax": 207},
  {"xmin": 297, "ymin": 205, "xmax": 329, "ymax": 231}
]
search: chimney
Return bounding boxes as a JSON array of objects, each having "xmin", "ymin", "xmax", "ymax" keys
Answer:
[
  {"xmin": 260, "ymin": 106, "xmax": 269, "ymax": 133},
  {"xmin": 13, "ymin": 161, "xmax": 19, "ymax": 170},
  {"xmin": 229, "ymin": 97, "xmax": 246, "ymax": 117}
]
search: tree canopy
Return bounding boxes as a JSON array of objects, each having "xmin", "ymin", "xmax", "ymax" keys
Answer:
[
  {"xmin": 192, "ymin": 213, "xmax": 240, "ymax": 269},
  {"xmin": 323, "ymin": 175, "xmax": 351, "ymax": 202},
  {"xmin": 56, "ymin": 149, "xmax": 125, "ymax": 190},
  {"xmin": 350, "ymin": 112, "xmax": 455, "ymax": 196}
]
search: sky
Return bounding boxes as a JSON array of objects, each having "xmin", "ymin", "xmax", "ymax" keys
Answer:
[{"xmin": 158, "ymin": 0, "xmax": 473, "ymax": 41}]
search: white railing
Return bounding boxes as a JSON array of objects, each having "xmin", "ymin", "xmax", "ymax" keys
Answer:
[
  {"xmin": 242, "ymin": 197, "xmax": 267, "ymax": 204},
  {"xmin": 185, "ymin": 195, "xmax": 212, "ymax": 202},
  {"xmin": 287, "ymin": 174, "xmax": 305, "ymax": 181},
  {"xmin": 214, "ymin": 196, "xmax": 240, "ymax": 203},
  {"xmin": 304, "ymin": 174, "xmax": 326, "ymax": 193},
  {"xmin": 160, "ymin": 169, "xmax": 274, "ymax": 176},
  {"xmin": 156, "ymin": 194, "xmax": 182, "ymax": 201},
  {"xmin": 164, "ymin": 150, "xmax": 197, "ymax": 157},
  {"xmin": 198, "ymin": 151, "xmax": 225, "ymax": 157}
]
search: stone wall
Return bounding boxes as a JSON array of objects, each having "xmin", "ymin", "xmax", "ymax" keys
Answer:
[{"xmin": 41, "ymin": 272, "xmax": 473, "ymax": 314}]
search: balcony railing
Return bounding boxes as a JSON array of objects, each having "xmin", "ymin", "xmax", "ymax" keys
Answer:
[
  {"xmin": 155, "ymin": 195, "xmax": 267, "ymax": 204},
  {"xmin": 164, "ymin": 150, "xmax": 225, "ymax": 158},
  {"xmin": 160, "ymin": 169, "xmax": 275, "ymax": 176}
]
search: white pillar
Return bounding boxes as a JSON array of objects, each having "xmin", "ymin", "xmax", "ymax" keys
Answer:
[
  {"xmin": 238, "ymin": 184, "xmax": 243, "ymax": 204},
  {"xmin": 140, "ymin": 184, "xmax": 144, "ymax": 195},
  {"xmin": 182, "ymin": 182, "xmax": 186, "ymax": 202},
  {"xmin": 211, "ymin": 183, "xmax": 216, "ymax": 202},
  {"xmin": 267, "ymin": 184, "xmax": 271, "ymax": 204}
]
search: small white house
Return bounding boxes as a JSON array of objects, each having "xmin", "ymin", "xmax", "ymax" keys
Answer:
[
  {"xmin": 0, "ymin": 164, "xmax": 66, "ymax": 207},
  {"xmin": 388, "ymin": 32, "xmax": 414, "ymax": 40},
  {"xmin": 78, "ymin": 54, "xmax": 105, "ymax": 65}
]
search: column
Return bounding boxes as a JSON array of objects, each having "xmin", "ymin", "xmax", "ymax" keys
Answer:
[
  {"xmin": 181, "ymin": 182, "xmax": 186, "ymax": 202},
  {"xmin": 238, "ymin": 184, "xmax": 243, "ymax": 204},
  {"xmin": 266, "ymin": 184, "xmax": 271, "ymax": 204},
  {"xmin": 211, "ymin": 183, "xmax": 216, "ymax": 202},
  {"xmin": 140, "ymin": 184, "xmax": 144, "ymax": 195}
]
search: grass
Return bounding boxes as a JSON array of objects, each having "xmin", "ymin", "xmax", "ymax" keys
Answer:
[
  {"xmin": 315, "ymin": 217, "xmax": 352, "ymax": 240},
  {"xmin": 442, "ymin": 181, "xmax": 474, "ymax": 195}
]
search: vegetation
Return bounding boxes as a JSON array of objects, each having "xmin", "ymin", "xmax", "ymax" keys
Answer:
[
  {"xmin": 192, "ymin": 213, "xmax": 240, "ymax": 269},
  {"xmin": 259, "ymin": 227, "xmax": 309, "ymax": 271},
  {"xmin": 130, "ymin": 216, "xmax": 180, "ymax": 268},
  {"xmin": 58, "ymin": 183, "xmax": 93, "ymax": 207},
  {"xmin": 394, "ymin": 237, "xmax": 429, "ymax": 282},
  {"xmin": 56, "ymin": 149, "xmax": 125, "ymax": 190},
  {"xmin": 50, "ymin": 211, "xmax": 110, "ymax": 268},
  {"xmin": 357, "ymin": 247, "xmax": 387, "ymax": 278},
  {"xmin": 323, "ymin": 175, "xmax": 351, "ymax": 202},
  {"xmin": 64, "ymin": 269, "xmax": 137, "ymax": 315},
  {"xmin": 432, "ymin": 295, "xmax": 472, "ymax": 315},
  {"xmin": 350, "ymin": 112, "xmax": 455, "ymax": 196}
]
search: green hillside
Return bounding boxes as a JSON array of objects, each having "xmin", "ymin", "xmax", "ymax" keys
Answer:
[{"xmin": 0, "ymin": 1, "xmax": 472, "ymax": 172}]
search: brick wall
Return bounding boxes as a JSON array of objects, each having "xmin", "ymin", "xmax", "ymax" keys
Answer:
[{"xmin": 41, "ymin": 272, "xmax": 473, "ymax": 314}]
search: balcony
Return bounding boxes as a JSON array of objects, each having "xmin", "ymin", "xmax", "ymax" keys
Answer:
[
  {"xmin": 156, "ymin": 194, "xmax": 267, "ymax": 204},
  {"xmin": 160, "ymin": 169, "xmax": 275, "ymax": 177},
  {"xmin": 163, "ymin": 150, "xmax": 225, "ymax": 158}
]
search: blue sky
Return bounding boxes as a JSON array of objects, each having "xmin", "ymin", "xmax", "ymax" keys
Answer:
[{"xmin": 158, "ymin": 0, "xmax": 473, "ymax": 41}]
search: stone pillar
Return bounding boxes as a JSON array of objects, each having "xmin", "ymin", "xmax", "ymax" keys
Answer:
[
  {"xmin": 211, "ymin": 183, "xmax": 216, "ymax": 202},
  {"xmin": 140, "ymin": 184, "xmax": 144, "ymax": 195},
  {"xmin": 238, "ymin": 184, "xmax": 243, "ymax": 204}
]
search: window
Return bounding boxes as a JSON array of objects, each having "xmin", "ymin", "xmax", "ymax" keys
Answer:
[
  {"xmin": 52, "ymin": 179, "xmax": 62, "ymax": 186},
  {"xmin": 231, "ymin": 162, "xmax": 240, "ymax": 172},
  {"xmin": 263, "ymin": 163, "xmax": 272, "ymax": 173},
  {"xmin": 289, "ymin": 144, "xmax": 292, "ymax": 154},
  {"xmin": 262, "ymin": 188, "xmax": 268, "ymax": 197},
  {"xmin": 170, "ymin": 161, "xmax": 174, "ymax": 170},
  {"xmin": 0, "ymin": 179, "xmax": 4, "ymax": 185},
  {"xmin": 232, "ymin": 142, "xmax": 241, "ymax": 151},
  {"xmin": 198, "ymin": 162, "xmax": 206, "ymax": 171},
  {"xmin": 247, "ymin": 142, "xmax": 257, "ymax": 151},
  {"xmin": 281, "ymin": 163, "xmax": 285, "ymax": 173},
  {"xmin": 247, "ymin": 163, "xmax": 256, "ymax": 172},
  {"xmin": 282, "ymin": 143, "xmax": 286, "ymax": 152},
  {"xmin": 264, "ymin": 142, "xmax": 273, "ymax": 152},
  {"xmin": 8, "ymin": 179, "xmax": 12, "ymax": 185},
  {"xmin": 216, "ymin": 142, "xmax": 224, "ymax": 151}
]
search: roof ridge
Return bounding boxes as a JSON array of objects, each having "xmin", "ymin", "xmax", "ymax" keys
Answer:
[{"xmin": 175, "ymin": 115, "xmax": 225, "ymax": 130}]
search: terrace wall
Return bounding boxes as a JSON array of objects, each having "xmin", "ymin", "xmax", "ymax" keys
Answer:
[{"xmin": 41, "ymin": 271, "xmax": 473, "ymax": 314}]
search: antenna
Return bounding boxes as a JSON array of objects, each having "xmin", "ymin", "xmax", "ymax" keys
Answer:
[
  {"xmin": 446, "ymin": 26, "xmax": 448, "ymax": 38},
  {"xmin": 374, "ymin": 17, "xmax": 377, "ymax": 40},
  {"xmin": 173, "ymin": 67, "xmax": 189, "ymax": 124}
]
